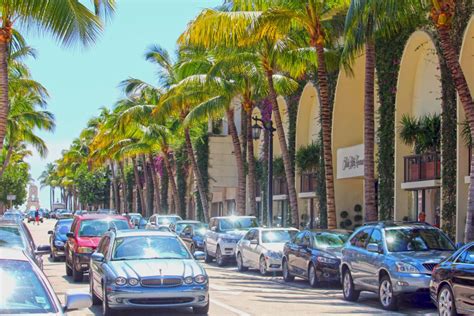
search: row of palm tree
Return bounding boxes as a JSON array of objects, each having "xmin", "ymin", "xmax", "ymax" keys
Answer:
[{"xmin": 46, "ymin": 0, "xmax": 473, "ymax": 240}]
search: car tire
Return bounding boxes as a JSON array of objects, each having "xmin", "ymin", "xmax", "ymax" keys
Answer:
[
  {"xmin": 52, "ymin": 250, "xmax": 59, "ymax": 262},
  {"xmin": 342, "ymin": 269, "xmax": 360, "ymax": 302},
  {"xmin": 72, "ymin": 256, "xmax": 84, "ymax": 282},
  {"xmin": 216, "ymin": 246, "xmax": 225, "ymax": 267},
  {"xmin": 438, "ymin": 285, "xmax": 457, "ymax": 316},
  {"xmin": 236, "ymin": 252, "xmax": 248, "ymax": 272},
  {"xmin": 89, "ymin": 273, "xmax": 101, "ymax": 305},
  {"xmin": 193, "ymin": 300, "xmax": 210, "ymax": 315},
  {"xmin": 102, "ymin": 286, "xmax": 116, "ymax": 316},
  {"xmin": 204, "ymin": 244, "xmax": 213, "ymax": 263},
  {"xmin": 259, "ymin": 256, "xmax": 268, "ymax": 276},
  {"xmin": 379, "ymin": 275, "xmax": 398, "ymax": 311},
  {"xmin": 282, "ymin": 259, "xmax": 294, "ymax": 282},
  {"xmin": 65, "ymin": 258, "xmax": 72, "ymax": 276},
  {"xmin": 308, "ymin": 263, "xmax": 318, "ymax": 288}
]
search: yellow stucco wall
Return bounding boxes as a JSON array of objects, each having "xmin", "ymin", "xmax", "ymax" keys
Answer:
[
  {"xmin": 456, "ymin": 17, "xmax": 474, "ymax": 242},
  {"xmin": 394, "ymin": 31, "xmax": 442, "ymax": 221}
]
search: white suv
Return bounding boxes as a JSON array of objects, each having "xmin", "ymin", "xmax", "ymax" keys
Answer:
[{"xmin": 204, "ymin": 216, "xmax": 259, "ymax": 266}]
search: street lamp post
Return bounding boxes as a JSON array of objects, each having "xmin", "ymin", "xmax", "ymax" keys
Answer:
[{"xmin": 252, "ymin": 116, "xmax": 276, "ymax": 228}]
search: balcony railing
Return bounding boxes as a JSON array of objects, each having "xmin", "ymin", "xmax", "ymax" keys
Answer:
[
  {"xmin": 300, "ymin": 173, "xmax": 317, "ymax": 193},
  {"xmin": 404, "ymin": 152, "xmax": 441, "ymax": 182}
]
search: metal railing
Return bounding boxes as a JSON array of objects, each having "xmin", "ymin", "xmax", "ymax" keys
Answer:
[{"xmin": 403, "ymin": 152, "xmax": 441, "ymax": 182}]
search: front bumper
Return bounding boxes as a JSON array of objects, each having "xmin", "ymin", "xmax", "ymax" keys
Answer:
[
  {"xmin": 265, "ymin": 256, "xmax": 283, "ymax": 272},
  {"xmin": 219, "ymin": 242, "xmax": 238, "ymax": 258},
  {"xmin": 315, "ymin": 262, "xmax": 340, "ymax": 282},
  {"xmin": 391, "ymin": 272, "xmax": 431, "ymax": 295},
  {"xmin": 53, "ymin": 245, "xmax": 66, "ymax": 257},
  {"xmin": 75, "ymin": 253, "xmax": 92, "ymax": 271},
  {"xmin": 107, "ymin": 284, "xmax": 209, "ymax": 310}
]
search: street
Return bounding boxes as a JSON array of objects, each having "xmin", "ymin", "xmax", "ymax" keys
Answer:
[{"xmin": 28, "ymin": 220, "xmax": 438, "ymax": 316}]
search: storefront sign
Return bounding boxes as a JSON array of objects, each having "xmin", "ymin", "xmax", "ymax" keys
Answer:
[{"xmin": 337, "ymin": 144, "xmax": 364, "ymax": 179}]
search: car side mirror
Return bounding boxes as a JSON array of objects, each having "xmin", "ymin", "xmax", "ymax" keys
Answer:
[
  {"xmin": 48, "ymin": 230, "xmax": 53, "ymax": 235},
  {"xmin": 35, "ymin": 244, "xmax": 51, "ymax": 256},
  {"xmin": 66, "ymin": 232, "xmax": 74, "ymax": 238},
  {"xmin": 193, "ymin": 251, "xmax": 205, "ymax": 261},
  {"xmin": 64, "ymin": 290, "xmax": 92, "ymax": 311},
  {"xmin": 91, "ymin": 252, "xmax": 105, "ymax": 262},
  {"xmin": 250, "ymin": 239, "xmax": 258, "ymax": 245},
  {"xmin": 367, "ymin": 243, "xmax": 381, "ymax": 254}
]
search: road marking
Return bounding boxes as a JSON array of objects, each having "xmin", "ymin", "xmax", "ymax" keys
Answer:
[
  {"xmin": 212, "ymin": 298, "xmax": 251, "ymax": 316},
  {"xmin": 210, "ymin": 284, "xmax": 241, "ymax": 295}
]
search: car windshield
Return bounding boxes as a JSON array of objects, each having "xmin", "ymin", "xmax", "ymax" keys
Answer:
[
  {"xmin": 56, "ymin": 221, "xmax": 72, "ymax": 235},
  {"xmin": 176, "ymin": 223, "xmax": 206, "ymax": 235},
  {"xmin": 385, "ymin": 228, "xmax": 455, "ymax": 252},
  {"xmin": 0, "ymin": 260, "xmax": 56, "ymax": 314},
  {"xmin": 157, "ymin": 216, "xmax": 181, "ymax": 225},
  {"xmin": 313, "ymin": 232, "xmax": 349, "ymax": 249},
  {"xmin": 113, "ymin": 236, "xmax": 190, "ymax": 260},
  {"xmin": 219, "ymin": 218, "xmax": 259, "ymax": 231},
  {"xmin": 79, "ymin": 219, "xmax": 129, "ymax": 237},
  {"xmin": 0, "ymin": 227, "xmax": 24, "ymax": 249},
  {"xmin": 262, "ymin": 230, "xmax": 298, "ymax": 243}
]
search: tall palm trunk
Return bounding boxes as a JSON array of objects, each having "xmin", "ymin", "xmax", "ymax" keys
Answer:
[
  {"xmin": 436, "ymin": 26, "xmax": 474, "ymax": 241},
  {"xmin": 148, "ymin": 154, "xmax": 162, "ymax": 214},
  {"xmin": 50, "ymin": 187, "xmax": 53, "ymax": 211},
  {"xmin": 246, "ymin": 110, "xmax": 257, "ymax": 216},
  {"xmin": 0, "ymin": 146, "xmax": 13, "ymax": 178},
  {"xmin": 314, "ymin": 41, "xmax": 337, "ymax": 229},
  {"xmin": 162, "ymin": 150, "xmax": 182, "ymax": 215},
  {"xmin": 265, "ymin": 69, "xmax": 299, "ymax": 228},
  {"xmin": 184, "ymin": 128, "xmax": 210, "ymax": 223},
  {"xmin": 226, "ymin": 108, "xmax": 246, "ymax": 215},
  {"xmin": 119, "ymin": 161, "xmax": 128, "ymax": 211},
  {"xmin": 364, "ymin": 41, "xmax": 377, "ymax": 222},
  {"xmin": 110, "ymin": 161, "xmax": 120, "ymax": 213},
  {"xmin": 141, "ymin": 154, "xmax": 153, "ymax": 217},
  {"xmin": 0, "ymin": 33, "xmax": 10, "ymax": 153},
  {"xmin": 132, "ymin": 157, "xmax": 147, "ymax": 215}
]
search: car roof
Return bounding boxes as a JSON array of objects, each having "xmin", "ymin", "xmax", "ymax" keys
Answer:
[
  {"xmin": 154, "ymin": 214, "xmax": 181, "ymax": 217},
  {"xmin": 363, "ymin": 221, "xmax": 434, "ymax": 229},
  {"xmin": 309, "ymin": 229, "xmax": 352, "ymax": 234},
  {"xmin": 253, "ymin": 227, "xmax": 298, "ymax": 231},
  {"xmin": 0, "ymin": 247, "xmax": 30, "ymax": 261},
  {"xmin": 75, "ymin": 214, "xmax": 128, "ymax": 220},
  {"xmin": 113, "ymin": 229, "xmax": 176, "ymax": 238},
  {"xmin": 176, "ymin": 220, "xmax": 201, "ymax": 224},
  {"xmin": 212, "ymin": 216, "xmax": 256, "ymax": 219},
  {"xmin": 0, "ymin": 219, "xmax": 21, "ymax": 227},
  {"xmin": 57, "ymin": 218, "xmax": 74, "ymax": 223}
]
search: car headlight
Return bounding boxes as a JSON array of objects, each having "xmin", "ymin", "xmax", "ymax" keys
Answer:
[
  {"xmin": 128, "ymin": 278, "xmax": 139, "ymax": 286},
  {"xmin": 77, "ymin": 247, "xmax": 94, "ymax": 254},
  {"xmin": 184, "ymin": 276, "xmax": 194, "ymax": 284},
  {"xmin": 54, "ymin": 240, "xmax": 64, "ymax": 247},
  {"xmin": 317, "ymin": 256, "xmax": 338, "ymax": 264},
  {"xmin": 194, "ymin": 275, "xmax": 207, "ymax": 284},
  {"xmin": 395, "ymin": 262, "xmax": 420, "ymax": 273},
  {"xmin": 115, "ymin": 277, "xmax": 127, "ymax": 286}
]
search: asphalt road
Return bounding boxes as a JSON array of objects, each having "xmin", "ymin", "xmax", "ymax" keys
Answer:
[{"xmin": 29, "ymin": 219, "xmax": 438, "ymax": 316}]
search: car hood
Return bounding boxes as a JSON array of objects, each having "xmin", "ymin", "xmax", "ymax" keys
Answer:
[
  {"xmin": 320, "ymin": 247, "xmax": 343, "ymax": 259},
  {"xmin": 390, "ymin": 250, "xmax": 453, "ymax": 263},
  {"xmin": 109, "ymin": 259, "xmax": 205, "ymax": 278},
  {"xmin": 76, "ymin": 236, "xmax": 101, "ymax": 248},
  {"xmin": 56, "ymin": 234, "xmax": 68, "ymax": 242},
  {"xmin": 261, "ymin": 243, "xmax": 286, "ymax": 253}
]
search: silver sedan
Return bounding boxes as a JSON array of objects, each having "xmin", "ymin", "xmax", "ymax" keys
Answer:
[
  {"xmin": 89, "ymin": 229, "xmax": 209, "ymax": 315},
  {"xmin": 236, "ymin": 227, "xmax": 298, "ymax": 275}
]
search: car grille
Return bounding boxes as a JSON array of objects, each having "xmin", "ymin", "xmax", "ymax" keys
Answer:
[
  {"xmin": 129, "ymin": 297, "xmax": 193, "ymax": 305},
  {"xmin": 422, "ymin": 263, "xmax": 437, "ymax": 272},
  {"xmin": 141, "ymin": 277, "xmax": 183, "ymax": 287}
]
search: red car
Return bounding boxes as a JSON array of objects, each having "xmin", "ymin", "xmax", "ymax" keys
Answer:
[{"xmin": 65, "ymin": 214, "xmax": 131, "ymax": 282}]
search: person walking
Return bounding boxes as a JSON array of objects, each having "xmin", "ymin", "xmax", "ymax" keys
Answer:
[{"xmin": 34, "ymin": 208, "xmax": 40, "ymax": 225}]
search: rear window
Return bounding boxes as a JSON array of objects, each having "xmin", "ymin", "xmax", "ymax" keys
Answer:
[
  {"xmin": 385, "ymin": 228, "xmax": 455, "ymax": 252},
  {"xmin": 79, "ymin": 219, "xmax": 129, "ymax": 237},
  {"xmin": 0, "ymin": 227, "xmax": 24, "ymax": 249}
]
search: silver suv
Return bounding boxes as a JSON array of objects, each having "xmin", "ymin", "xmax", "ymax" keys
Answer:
[
  {"xmin": 204, "ymin": 216, "xmax": 259, "ymax": 266},
  {"xmin": 340, "ymin": 222, "xmax": 455, "ymax": 311}
]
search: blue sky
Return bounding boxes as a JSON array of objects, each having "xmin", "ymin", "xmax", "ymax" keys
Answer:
[{"xmin": 24, "ymin": 0, "xmax": 221, "ymax": 207}]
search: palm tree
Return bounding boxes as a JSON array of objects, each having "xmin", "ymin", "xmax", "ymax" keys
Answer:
[
  {"xmin": 0, "ymin": 0, "xmax": 115, "ymax": 152},
  {"xmin": 427, "ymin": 0, "xmax": 474, "ymax": 241},
  {"xmin": 38, "ymin": 162, "xmax": 57, "ymax": 211}
]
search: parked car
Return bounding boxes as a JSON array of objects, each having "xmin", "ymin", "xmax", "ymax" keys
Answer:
[
  {"xmin": 340, "ymin": 222, "xmax": 456, "ymax": 311},
  {"xmin": 237, "ymin": 227, "xmax": 299, "ymax": 275},
  {"xmin": 27, "ymin": 210, "xmax": 43, "ymax": 223},
  {"xmin": 204, "ymin": 216, "xmax": 259, "ymax": 266},
  {"xmin": 89, "ymin": 229, "xmax": 209, "ymax": 315},
  {"xmin": 48, "ymin": 218, "xmax": 74, "ymax": 261},
  {"xmin": 145, "ymin": 214, "xmax": 183, "ymax": 230},
  {"xmin": 281, "ymin": 229, "xmax": 350, "ymax": 285},
  {"xmin": 74, "ymin": 210, "xmax": 89, "ymax": 216},
  {"xmin": 430, "ymin": 241, "xmax": 474, "ymax": 316},
  {"xmin": 49, "ymin": 209, "xmax": 58, "ymax": 219},
  {"xmin": 2, "ymin": 211, "xmax": 23, "ymax": 222},
  {"xmin": 123, "ymin": 212, "xmax": 147, "ymax": 229},
  {"xmin": 0, "ymin": 248, "xmax": 91, "ymax": 315},
  {"xmin": 65, "ymin": 214, "xmax": 132, "ymax": 282},
  {"xmin": 57, "ymin": 209, "xmax": 74, "ymax": 219},
  {"xmin": 177, "ymin": 220, "xmax": 208, "ymax": 253},
  {"xmin": 0, "ymin": 219, "xmax": 50, "ymax": 269},
  {"xmin": 97, "ymin": 209, "xmax": 117, "ymax": 215}
]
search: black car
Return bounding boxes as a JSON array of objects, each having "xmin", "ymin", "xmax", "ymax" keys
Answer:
[
  {"xmin": 282, "ymin": 229, "xmax": 351, "ymax": 287},
  {"xmin": 0, "ymin": 219, "xmax": 50, "ymax": 269},
  {"xmin": 176, "ymin": 220, "xmax": 208, "ymax": 253},
  {"xmin": 430, "ymin": 241, "xmax": 474, "ymax": 316},
  {"xmin": 48, "ymin": 218, "xmax": 73, "ymax": 261}
]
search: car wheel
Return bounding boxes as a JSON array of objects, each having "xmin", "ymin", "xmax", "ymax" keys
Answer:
[
  {"xmin": 216, "ymin": 246, "xmax": 225, "ymax": 267},
  {"xmin": 204, "ymin": 244, "xmax": 213, "ymax": 263},
  {"xmin": 342, "ymin": 269, "xmax": 360, "ymax": 302},
  {"xmin": 438, "ymin": 285, "xmax": 457, "ymax": 316},
  {"xmin": 193, "ymin": 300, "xmax": 210, "ymax": 315},
  {"xmin": 102, "ymin": 286, "xmax": 116, "ymax": 316},
  {"xmin": 282, "ymin": 259, "xmax": 294, "ymax": 282},
  {"xmin": 89, "ymin": 272, "xmax": 101, "ymax": 305},
  {"xmin": 65, "ymin": 258, "xmax": 72, "ymax": 276},
  {"xmin": 308, "ymin": 264, "xmax": 318, "ymax": 288},
  {"xmin": 379, "ymin": 275, "xmax": 398, "ymax": 311},
  {"xmin": 259, "ymin": 256, "xmax": 268, "ymax": 276},
  {"xmin": 52, "ymin": 250, "xmax": 59, "ymax": 262},
  {"xmin": 72, "ymin": 256, "xmax": 83, "ymax": 282},
  {"xmin": 236, "ymin": 252, "xmax": 248, "ymax": 272}
]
